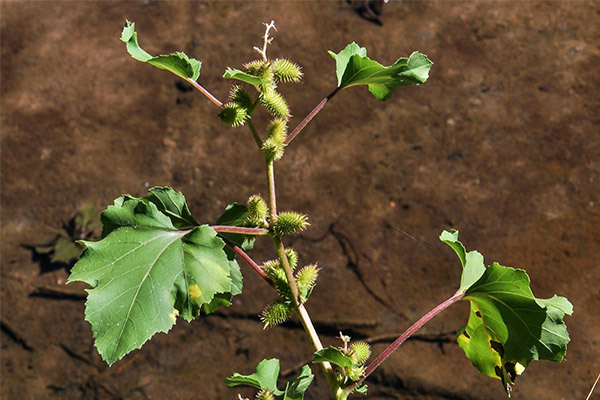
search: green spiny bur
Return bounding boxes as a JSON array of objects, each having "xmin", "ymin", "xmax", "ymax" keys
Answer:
[
  {"xmin": 260, "ymin": 89, "xmax": 290, "ymax": 120},
  {"xmin": 229, "ymin": 85, "xmax": 254, "ymax": 110},
  {"xmin": 262, "ymin": 137, "xmax": 285, "ymax": 162},
  {"xmin": 266, "ymin": 119, "xmax": 288, "ymax": 143},
  {"xmin": 285, "ymin": 248, "xmax": 298, "ymax": 271},
  {"xmin": 272, "ymin": 58, "xmax": 303, "ymax": 83},
  {"xmin": 246, "ymin": 194, "xmax": 268, "ymax": 227},
  {"xmin": 218, "ymin": 103, "xmax": 248, "ymax": 126},
  {"xmin": 296, "ymin": 264, "xmax": 319, "ymax": 303},
  {"xmin": 350, "ymin": 341, "xmax": 371, "ymax": 365},
  {"xmin": 261, "ymin": 300, "xmax": 292, "ymax": 329},
  {"xmin": 345, "ymin": 365, "xmax": 365, "ymax": 381},
  {"xmin": 243, "ymin": 59, "xmax": 267, "ymax": 75},
  {"xmin": 273, "ymin": 212, "xmax": 309, "ymax": 236}
]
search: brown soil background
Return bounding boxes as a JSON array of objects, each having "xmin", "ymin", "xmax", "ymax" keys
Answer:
[{"xmin": 2, "ymin": 1, "xmax": 599, "ymax": 399}]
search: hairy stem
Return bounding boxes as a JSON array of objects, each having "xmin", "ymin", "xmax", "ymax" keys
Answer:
[
  {"xmin": 343, "ymin": 291, "xmax": 465, "ymax": 395},
  {"xmin": 284, "ymin": 87, "xmax": 340, "ymax": 145},
  {"xmin": 186, "ymin": 78, "xmax": 223, "ymax": 108}
]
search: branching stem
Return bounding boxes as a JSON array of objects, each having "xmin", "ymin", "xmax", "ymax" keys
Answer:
[
  {"xmin": 285, "ymin": 87, "xmax": 340, "ymax": 145},
  {"xmin": 342, "ymin": 291, "xmax": 465, "ymax": 396},
  {"xmin": 186, "ymin": 78, "xmax": 223, "ymax": 108}
]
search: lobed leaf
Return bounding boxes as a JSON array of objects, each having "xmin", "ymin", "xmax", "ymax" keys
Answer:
[
  {"xmin": 68, "ymin": 187, "xmax": 237, "ymax": 365},
  {"xmin": 120, "ymin": 20, "xmax": 201, "ymax": 81},
  {"xmin": 328, "ymin": 42, "xmax": 432, "ymax": 101},
  {"xmin": 441, "ymin": 231, "xmax": 572, "ymax": 394}
]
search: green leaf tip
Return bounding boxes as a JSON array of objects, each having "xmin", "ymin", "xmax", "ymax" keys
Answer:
[
  {"xmin": 439, "ymin": 229, "xmax": 485, "ymax": 292},
  {"xmin": 121, "ymin": 20, "xmax": 201, "ymax": 81},
  {"xmin": 328, "ymin": 42, "xmax": 432, "ymax": 101},
  {"xmin": 68, "ymin": 186, "xmax": 240, "ymax": 365},
  {"xmin": 444, "ymin": 231, "xmax": 573, "ymax": 394}
]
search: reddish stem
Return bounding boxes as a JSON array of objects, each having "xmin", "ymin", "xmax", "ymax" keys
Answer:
[
  {"xmin": 344, "ymin": 291, "xmax": 465, "ymax": 394},
  {"xmin": 222, "ymin": 238, "xmax": 273, "ymax": 287},
  {"xmin": 186, "ymin": 78, "xmax": 223, "ymax": 108},
  {"xmin": 284, "ymin": 87, "xmax": 340, "ymax": 145},
  {"xmin": 211, "ymin": 225, "xmax": 268, "ymax": 235}
]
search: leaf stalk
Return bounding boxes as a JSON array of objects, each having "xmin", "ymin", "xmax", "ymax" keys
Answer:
[
  {"xmin": 186, "ymin": 78, "xmax": 223, "ymax": 107},
  {"xmin": 285, "ymin": 87, "xmax": 340, "ymax": 145},
  {"xmin": 342, "ymin": 291, "xmax": 465, "ymax": 396}
]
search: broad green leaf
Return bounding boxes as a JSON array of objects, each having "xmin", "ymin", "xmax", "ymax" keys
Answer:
[
  {"xmin": 328, "ymin": 43, "xmax": 432, "ymax": 101},
  {"xmin": 223, "ymin": 67, "xmax": 263, "ymax": 86},
  {"xmin": 120, "ymin": 20, "xmax": 201, "ymax": 81},
  {"xmin": 458, "ymin": 262, "xmax": 572, "ymax": 393},
  {"xmin": 313, "ymin": 346, "xmax": 356, "ymax": 368},
  {"xmin": 67, "ymin": 188, "xmax": 234, "ymax": 365},
  {"xmin": 215, "ymin": 203, "xmax": 256, "ymax": 252},
  {"xmin": 283, "ymin": 364, "xmax": 314, "ymax": 400},
  {"xmin": 225, "ymin": 358, "xmax": 284, "ymax": 396},
  {"xmin": 440, "ymin": 230, "xmax": 485, "ymax": 292},
  {"xmin": 51, "ymin": 236, "xmax": 83, "ymax": 263}
]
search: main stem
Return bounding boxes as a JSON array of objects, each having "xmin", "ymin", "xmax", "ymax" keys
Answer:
[
  {"xmin": 265, "ymin": 159, "xmax": 339, "ymax": 394},
  {"xmin": 342, "ymin": 291, "xmax": 465, "ymax": 396}
]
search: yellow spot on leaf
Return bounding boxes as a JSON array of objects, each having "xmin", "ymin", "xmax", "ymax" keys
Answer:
[
  {"xmin": 514, "ymin": 362, "xmax": 525, "ymax": 376},
  {"xmin": 188, "ymin": 284, "xmax": 202, "ymax": 300},
  {"xmin": 169, "ymin": 309, "xmax": 179, "ymax": 323}
]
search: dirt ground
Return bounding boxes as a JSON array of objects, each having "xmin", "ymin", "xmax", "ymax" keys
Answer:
[{"xmin": 1, "ymin": 1, "xmax": 599, "ymax": 399}]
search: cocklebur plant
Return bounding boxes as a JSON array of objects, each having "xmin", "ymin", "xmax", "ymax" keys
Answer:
[{"xmin": 67, "ymin": 20, "xmax": 573, "ymax": 399}]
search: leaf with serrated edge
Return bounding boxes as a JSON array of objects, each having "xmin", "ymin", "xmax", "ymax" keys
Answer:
[
  {"xmin": 328, "ymin": 43, "xmax": 432, "ymax": 101},
  {"xmin": 68, "ymin": 188, "xmax": 233, "ymax": 365},
  {"xmin": 120, "ymin": 20, "xmax": 201, "ymax": 81},
  {"xmin": 459, "ymin": 262, "xmax": 572, "ymax": 392}
]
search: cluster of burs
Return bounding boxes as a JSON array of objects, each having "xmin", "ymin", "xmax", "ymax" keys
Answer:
[{"xmin": 217, "ymin": 56, "xmax": 302, "ymax": 162}]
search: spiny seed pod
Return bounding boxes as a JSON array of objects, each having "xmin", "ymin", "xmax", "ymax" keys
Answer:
[
  {"xmin": 243, "ymin": 59, "xmax": 267, "ymax": 75},
  {"xmin": 255, "ymin": 389, "xmax": 276, "ymax": 400},
  {"xmin": 297, "ymin": 264, "xmax": 319, "ymax": 303},
  {"xmin": 229, "ymin": 85, "xmax": 254, "ymax": 110},
  {"xmin": 350, "ymin": 341, "xmax": 371, "ymax": 365},
  {"xmin": 217, "ymin": 102, "xmax": 247, "ymax": 127},
  {"xmin": 272, "ymin": 58, "xmax": 303, "ymax": 83},
  {"xmin": 246, "ymin": 194, "xmax": 268, "ymax": 227},
  {"xmin": 346, "ymin": 365, "xmax": 365, "ymax": 382},
  {"xmin": 266, "ymin": 118, "xmax": 288, "ymax": 143},
  {"xmin": 285, "ymin": 248, "xmax": 298, "ymax": 271},
  {"xmin": 259, "ymin": 66, "xmax": 276, "ymax": 87},
  {"xmin": 273, "ymin": 212, "xmax": 309, "ymax": 237},
  {"xmin": 261, "ymin": 137, "xmax": 285, "ymax": 162},
  {"xmin": 261, "ymin": 300, "xmax": 292, "ymax": 329},
  {"xmin": 260, "ymin": 89, "xmax": 290, "ymax": 120},
  {"xmin": 261, "ymin": 259, "xmax": 281, "ymax": 276}
]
